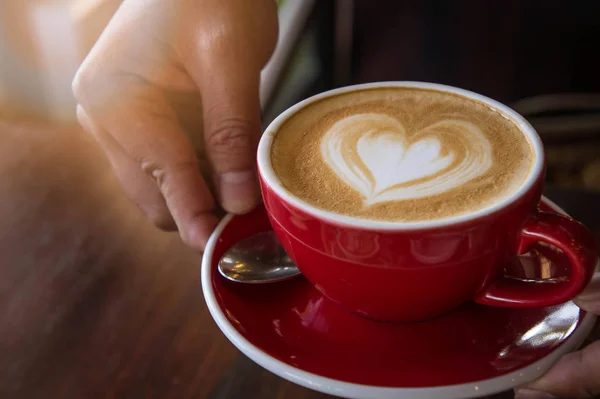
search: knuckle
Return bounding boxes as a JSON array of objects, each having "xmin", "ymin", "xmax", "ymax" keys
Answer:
[
  {"xmin": 140, "ymin": 159, "xmax": 199, "ymax": 192},
  {"xmin": 72, "ymin": 67, "xmax": 93, "ymax": 104},
  {"xmin": 207, "ymin": 118, "xmax": 254, "ymax": 156},
  {"xmin": 112, "ymin": 161, "xmax": 177, "ymax": 230},
  {"xmin": 75, "ymin": 105, "xmax": 92, "ymax": 133},
  {"xmin": 140, "ymin": 159, "xmax": 166, "ymax": 187},
  {"xmin": 73, "ymin": 65, "xmax": 135, "ymax": 113}
]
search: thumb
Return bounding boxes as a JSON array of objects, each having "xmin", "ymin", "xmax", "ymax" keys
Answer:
[
  {"xmin": 178, "ymin": 0, "xmax": 277, "ymax": 215},
  {"xmin": 199, "ymin": 66, "xmax": 262, "ymax": 214},
  {"xmin": 514, "ymin": 341, "xmax": 600, "ymax": 398}
]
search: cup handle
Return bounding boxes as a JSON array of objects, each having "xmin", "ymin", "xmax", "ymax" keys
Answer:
[{"xmin": 475, "ymin": 211, "xmax": 598, "ymax": 307}]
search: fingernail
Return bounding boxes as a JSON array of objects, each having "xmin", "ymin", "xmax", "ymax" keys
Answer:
[
  {"xmin": 514, "ymin": 389, "xmax": 557, "ymax": 399},
  {"xmin": 219, "ymin": 170, "xmax": 260, "ymax": 214}
]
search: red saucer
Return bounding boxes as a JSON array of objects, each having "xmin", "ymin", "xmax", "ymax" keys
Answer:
[{"xmin": 202, "ymin": 198, "xmax": 597, "ymax": 399}]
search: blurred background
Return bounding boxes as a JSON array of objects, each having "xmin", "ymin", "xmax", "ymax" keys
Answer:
[{"xmin": 1, "ymin": 0, "xmax": 600, "ymax": 191}]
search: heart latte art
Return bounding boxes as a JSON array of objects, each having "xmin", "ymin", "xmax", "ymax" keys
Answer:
[
  {"xmin": 270, "ymin": 87, "xmax": 533, "ymax": 222},
  {"xmin": 320, "ymin": 114, "xmax": 493, "ymax": 206}
]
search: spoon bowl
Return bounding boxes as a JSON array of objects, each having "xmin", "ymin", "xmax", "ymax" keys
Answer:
[{"xmin": 218, "ymin": 231, "xmax": 302, "ymax": 283}]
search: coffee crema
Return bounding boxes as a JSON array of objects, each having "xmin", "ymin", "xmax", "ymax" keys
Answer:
[{"xmin": 270, "ymin": 87, "xmax": 534, "ymax": 222}]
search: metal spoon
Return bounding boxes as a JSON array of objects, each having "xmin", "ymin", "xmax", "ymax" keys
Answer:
[{"xmin": 218, "ymin": 231, "xmax": 302, "ymax": 283}]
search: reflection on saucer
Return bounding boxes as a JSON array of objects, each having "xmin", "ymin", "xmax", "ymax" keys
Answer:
[
  {"xmin": 294, "ymin": 296, "xmax": 330, "ymax": 332},
  {"xmin": 492, "ymin": 303, "xmax": 579, "ymax": 371}
]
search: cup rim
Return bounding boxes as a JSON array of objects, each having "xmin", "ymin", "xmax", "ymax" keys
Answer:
[{"xmin": 257, "ymin": 81, "xmax": 544, "ymax": 231}]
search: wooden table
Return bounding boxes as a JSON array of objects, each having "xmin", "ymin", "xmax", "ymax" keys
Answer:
[{"xmin": 1, "ymin": 119, "xmax": 598, "ymax": 399}]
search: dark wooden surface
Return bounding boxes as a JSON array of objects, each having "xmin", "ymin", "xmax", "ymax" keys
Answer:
[{"xmin": 0, "ymin": 119, "xmax": 598, "ymax": 399}]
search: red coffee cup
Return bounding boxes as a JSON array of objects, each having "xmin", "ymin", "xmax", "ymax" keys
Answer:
[{"xmin": 257, "ymin": 82, "xmax": 598, "ymax": 323}]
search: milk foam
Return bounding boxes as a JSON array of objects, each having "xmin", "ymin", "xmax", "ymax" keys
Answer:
[{"xmin": 320, "ymin": 114, "xmax": 493, "ymax": 205}]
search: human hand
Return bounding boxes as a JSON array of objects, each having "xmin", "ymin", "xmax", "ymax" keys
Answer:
[
  {"xmin": 515, "ymin": 271, "xmax": 600, "ymax": 399},
  {"xmin": 73, "ymin": 0, "xmax": 278, "ymax": 251}
]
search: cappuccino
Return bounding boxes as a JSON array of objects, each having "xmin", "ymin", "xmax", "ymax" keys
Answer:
[{"xmin": 270, "ymin": 87, "xmax": 534, "ymax": 222}]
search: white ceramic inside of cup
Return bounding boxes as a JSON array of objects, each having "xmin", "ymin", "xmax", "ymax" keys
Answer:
[{"xmin": 257, "ymin": 81, "xmax": 545, "ymax": 230}]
